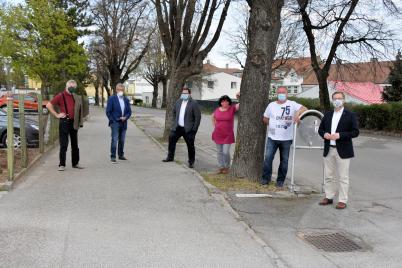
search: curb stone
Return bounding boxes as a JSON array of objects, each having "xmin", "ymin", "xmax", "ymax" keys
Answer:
[
  {"xmin": 0, "ymin": 143, "xmax": 57, "ymax": 191},
  {"xmin": 132, "ymin": 119, "xmax": 289, "ymax": 268}
]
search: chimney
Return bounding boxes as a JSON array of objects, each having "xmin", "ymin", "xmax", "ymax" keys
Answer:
[
  {"xmin": 226, "ymin": 63, "xmax": 229, "ymax": 69},
  {"xmin": 207, "ymin": 59, "xmax": 210, "ymax": 64}
]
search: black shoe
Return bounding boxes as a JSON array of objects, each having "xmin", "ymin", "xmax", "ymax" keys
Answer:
[
  {"xmin": 188, "ymin": 163, "xmax": 194, "ymax": 168},
  {"xmin": 111, "ymin": 159, "xmax": 117, "ymax": 164},
  {"xmin": 162, "ymin": 158, "xmax": 174, "ymax": 162},
  {"xmin": 319, "ymin": 198, "xmax": 333, "ymax": 206},
  {"xmin": 261, "ymin": 180, "xmax": 270, "ymax": 185},
  {"xmin": 276, "ymin": 182, "xmax": 284, "ymax": 188},
  {"xmin": 72, "ymin": 165, "xmax": 84, "ymax": 169},
  {"xmin": 119, "ymin": 156, "xmax": 127, "ymax": 160}
]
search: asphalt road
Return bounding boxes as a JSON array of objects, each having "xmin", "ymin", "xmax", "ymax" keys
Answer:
[
  {"xmin": 134, "ymin": 106, "xmax": 402, "ymax": 268},
  {"xmin": 0, "ymin": 107, "xmax": 277, "ymax": 268}
]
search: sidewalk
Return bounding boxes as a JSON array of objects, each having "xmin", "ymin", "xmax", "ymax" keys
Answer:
[
  {"xmin": 132, "ymin": 106, "xmax": 402, "ymax": 268},
  {"xmin": 0, "ymin": 107, "xmax": 278, "ymax": 267}
]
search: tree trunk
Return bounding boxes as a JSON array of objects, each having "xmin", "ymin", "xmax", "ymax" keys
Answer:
[
  {"xmin": 163, "ymin": 71, "xmax": 184, "ymax": 140},
  {"xmin": 101, "ymin": 86, "xmax": 104, "ymax": 108},
  {"xmin": 94, "ymin": 84, "xmax": 100, "ymax": 106},
  {"xmin": 231, "ymin": 0, "xmax": 284, "ymax": 182},
  {"xmin": 161, "ymin": 78, "xmax": 167, "ymax": 108},
  {"xmin": 152, "ymin": 80, "xmax": 158, "ymax": 108},
  {"xmin": 109, "ymin": 67, "xmax": 122, "ymax": 95},
  {"xmin": 317, "ymin": 71, "xmax": 331, "ymax": 112}
]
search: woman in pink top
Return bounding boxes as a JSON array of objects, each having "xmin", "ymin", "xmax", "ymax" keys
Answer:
[{"xmin": 212, "ymin": 94, "xmax": 240, "ymax": 174}]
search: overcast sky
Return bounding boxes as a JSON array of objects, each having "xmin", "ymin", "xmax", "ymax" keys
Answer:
[
  {"xmin": 4, "ymin": 0, "xmax": 402, "ymax": 69},
  {"xmin": 209, "ymin": 1, "xmax": 402, "ymax": 69}
]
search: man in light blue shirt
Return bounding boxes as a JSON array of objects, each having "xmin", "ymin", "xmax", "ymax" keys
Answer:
[{"xmin": 106, "ymin": 83, "xmax": 132, "ymax": 163}]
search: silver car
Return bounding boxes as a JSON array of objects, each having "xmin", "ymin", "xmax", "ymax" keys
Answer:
[{"xmin": 0, "ymin": 109, "xmax": 39, "ymax": 148}]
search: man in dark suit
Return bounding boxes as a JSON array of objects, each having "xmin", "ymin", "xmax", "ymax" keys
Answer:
[
  {"xmin": 106, "ymin": 83, "xmax": 132, "ymax": 163},
  {"xmin": 162, "ymin": 87, "xmax": 201, "ymax": 168},
  {"xmin": 318, "ymin": 91, "xmax": 359, "ymax": 209}
]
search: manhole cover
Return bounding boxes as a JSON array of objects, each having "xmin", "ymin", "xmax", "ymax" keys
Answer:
[{"xmin": 298, "ymin": 231, "xmax": 365, "ymax": 252}]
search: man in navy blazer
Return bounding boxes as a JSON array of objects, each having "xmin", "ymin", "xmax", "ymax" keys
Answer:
[
  {"xmin": 106, "ymin": 83, "xmax": 132, "ymax": 163},
  {"xmin": 318, "ymin": 91, "xmax": 359, "ymax": 209}
]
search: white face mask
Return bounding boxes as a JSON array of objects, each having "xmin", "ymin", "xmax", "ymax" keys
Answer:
[
  {"xmin": 117, "ymin": 91, "xmax": 124, "ymax": 97},
  {"xmin": 333, "ymin": 99, "xmax": 344, "ymax": 108}
]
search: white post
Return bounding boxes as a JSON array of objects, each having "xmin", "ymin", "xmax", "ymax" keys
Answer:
[
  {"xmin": 289, "ymin": 109, "xmax": 324, "ymax": 194},
  {"xmin": 290, "ymin": 122, "xmax": 298, "ymax": 193}
]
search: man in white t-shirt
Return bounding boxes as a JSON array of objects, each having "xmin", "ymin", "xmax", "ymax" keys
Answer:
[{"xmin": 261, "ymin": 86, "xmax": 307, "ymax": 187}]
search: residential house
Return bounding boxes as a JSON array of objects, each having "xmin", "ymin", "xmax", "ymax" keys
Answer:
[
  {"xmin": 186, "ymin": 62, "xmax": 242, "ymax": 101},
  {"xmin": 301, "ymin": 59, "xmax": 393, "ymax": 91},
  {"xmin": 297, "ymin": 81, "xmax": 384, "ymax": 105},
  {"xmin": 271, "ymin": 57, "xmax": 315, "ymax": 96}
]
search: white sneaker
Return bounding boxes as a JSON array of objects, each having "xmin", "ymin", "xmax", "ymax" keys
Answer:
[{"xmin": 58, "ymin": 166, "xmax": 65, "ymax": 171}]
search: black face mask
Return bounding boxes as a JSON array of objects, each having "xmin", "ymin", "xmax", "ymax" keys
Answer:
[{"xmin": 68, "ymin": 86, "xmax": 76, "ymax": 94}]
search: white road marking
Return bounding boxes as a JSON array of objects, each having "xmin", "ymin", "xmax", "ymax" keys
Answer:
[{"xmin": 236, "ymin": 193, "xmax": 273, "ymax": 198}]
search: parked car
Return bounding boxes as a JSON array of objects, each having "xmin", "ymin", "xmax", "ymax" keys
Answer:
[
  {"xmin": 88, "ymin": 96, "xmax": 95, "ymax": 105},
  {"xmin": 0, "ymin": 109, "xmax": 39, "ymax": 148},
  {"xmin": 0, "ymin": 88, "xmax": 7, "ymax": 98},
  {"xmin": 0, "ymin": 93, "xmax": 49, "ymax": 114}
]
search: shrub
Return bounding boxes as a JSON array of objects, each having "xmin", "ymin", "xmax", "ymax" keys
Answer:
[
  {"xmin": 134, "ymin": 99, "xmax": 143, "ymax": 106},
  {"xmin": 288, "ymin": 97, "xmax": 321, "ymax": 111},
  {"xmin": 291, "ymin": 97, "xmax": 402, "ymax": 132},
  {"xmin": 343, "ymin": 102, "xmax": 401, "ymax": 132}
]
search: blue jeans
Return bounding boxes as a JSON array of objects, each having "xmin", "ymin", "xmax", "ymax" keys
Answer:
[
  {"xmin": 110, "ymin": 122, "xmax": 126, "ymax": 159},
  {"xmin": 261, "ymin": 138, "xmax": 293, "ymax": 186}
]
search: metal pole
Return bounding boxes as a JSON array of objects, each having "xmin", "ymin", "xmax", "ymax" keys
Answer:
[
  {"xmin": 322, "ymin": 162, "xmax": 325, "ymax": 193},
  {"xmin": 38, "ymin": 94, "xmax": 44, "ymax": 153},
  {"xmin": 48, "ymin": 94, "xmax": 55, "ymax": 144},
  {"xmin": 6, "ymin": 95, "xmax": 14, "ymax": 181},
  {"xmin": 289, "ymin": 110, "xmax": 325, "ymax": 193},
  {"xmin": 290, "ymin": 122, "xmax": 298, "ymax": 193},
  {"xmin": 19, "ymin": 94, "xmax": 28, "ymax": 168}
]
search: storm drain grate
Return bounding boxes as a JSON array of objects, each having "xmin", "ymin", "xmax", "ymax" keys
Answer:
[{"xmin": 298, "ymin": 231, "xmax": 364, "ymax": 252}]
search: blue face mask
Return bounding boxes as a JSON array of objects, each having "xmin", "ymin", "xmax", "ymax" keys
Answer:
[
  {"xmin": 180, "ymin": 94, "xmax": 189, "ymax": 100},
  {"xmin": 277, "ymin": 93, "xmax": 287, "ymax": 102}
]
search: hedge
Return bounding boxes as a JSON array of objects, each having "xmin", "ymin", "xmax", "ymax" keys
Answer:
[
  {"xmin": 351, "ymin": 102, "xmax": 402, "ymax": 132},
  {"xmin": 289, "ymin": 97, "xmax": 402, "ymax": 132}
]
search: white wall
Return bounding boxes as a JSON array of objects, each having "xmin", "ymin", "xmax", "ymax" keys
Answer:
[
  {"xmin": 281, "ymin": 69, "xmax": 304, "ymax": 95},
  {"xmin": 271, "ymin": 68, "xmax": 304, "ymax": 96},
  {"xmin": 126, "ymin": 77, "xmax": 154, "ymax": 97},
  {"xmin": 192, "ymin": 72, "xmax": 241, "ymax": 100},
  {"xmin": 142, "ymin": 92, "xmax": 153, "ymax": 106}
]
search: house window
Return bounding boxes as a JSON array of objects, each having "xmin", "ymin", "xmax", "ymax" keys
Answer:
[
  {"xmin": 145, "ymin": 96, "xmax": 149, "ymax": 104},
  {"xmin": 294, "ymin": 87, "xmax": 298, "ymax": 94},
  {"xmin": 207, "ymin": 81, "xmax": 214, "ymax": 89},
  {"xmin": 287, "ymin": 87, "xmax": 291, "ymax": 93},
  {"xmin": 231, "ymin": 82, "xmax": 237, "ymax": 89}
]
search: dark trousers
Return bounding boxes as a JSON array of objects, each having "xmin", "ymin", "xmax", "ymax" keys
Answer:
[
  {"xmin": 110, "ymin": 121, "xmax": 127, "ymax": 159},
  {"xmin": 167, "ymin": 126, "xmax": 196, "ymax": 164},
  {"xmin": 59, "ymin": 119, "xmax": 79, "ymax": 167},
  {"xmin": 261, "ymin": 138, "xmax": 292, "ymax": 185}
]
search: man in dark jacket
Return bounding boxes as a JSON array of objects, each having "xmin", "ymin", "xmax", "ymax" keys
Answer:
[
  {"xmin": 318, "ymin": 91, "xmax": 359, "ymax": 209},
  {"xmin": 162, "ymin": 87, "xmax": 201, "ymax": 168},
  {"xmin": 106, "ymin": 83, "xmax": 132, "ymax": 163}
]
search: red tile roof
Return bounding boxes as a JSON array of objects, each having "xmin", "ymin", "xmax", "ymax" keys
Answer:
[
  {"xmin": 272, "ymin": 57, "xmax": 314, "ymax": 77},
  {"xmin": 303, "ymin": 61, "xmax": 393, "ymax": 85},
  {"xmin": 331, "ymin": 81, "xmax": 384, "ymax": 104}
]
